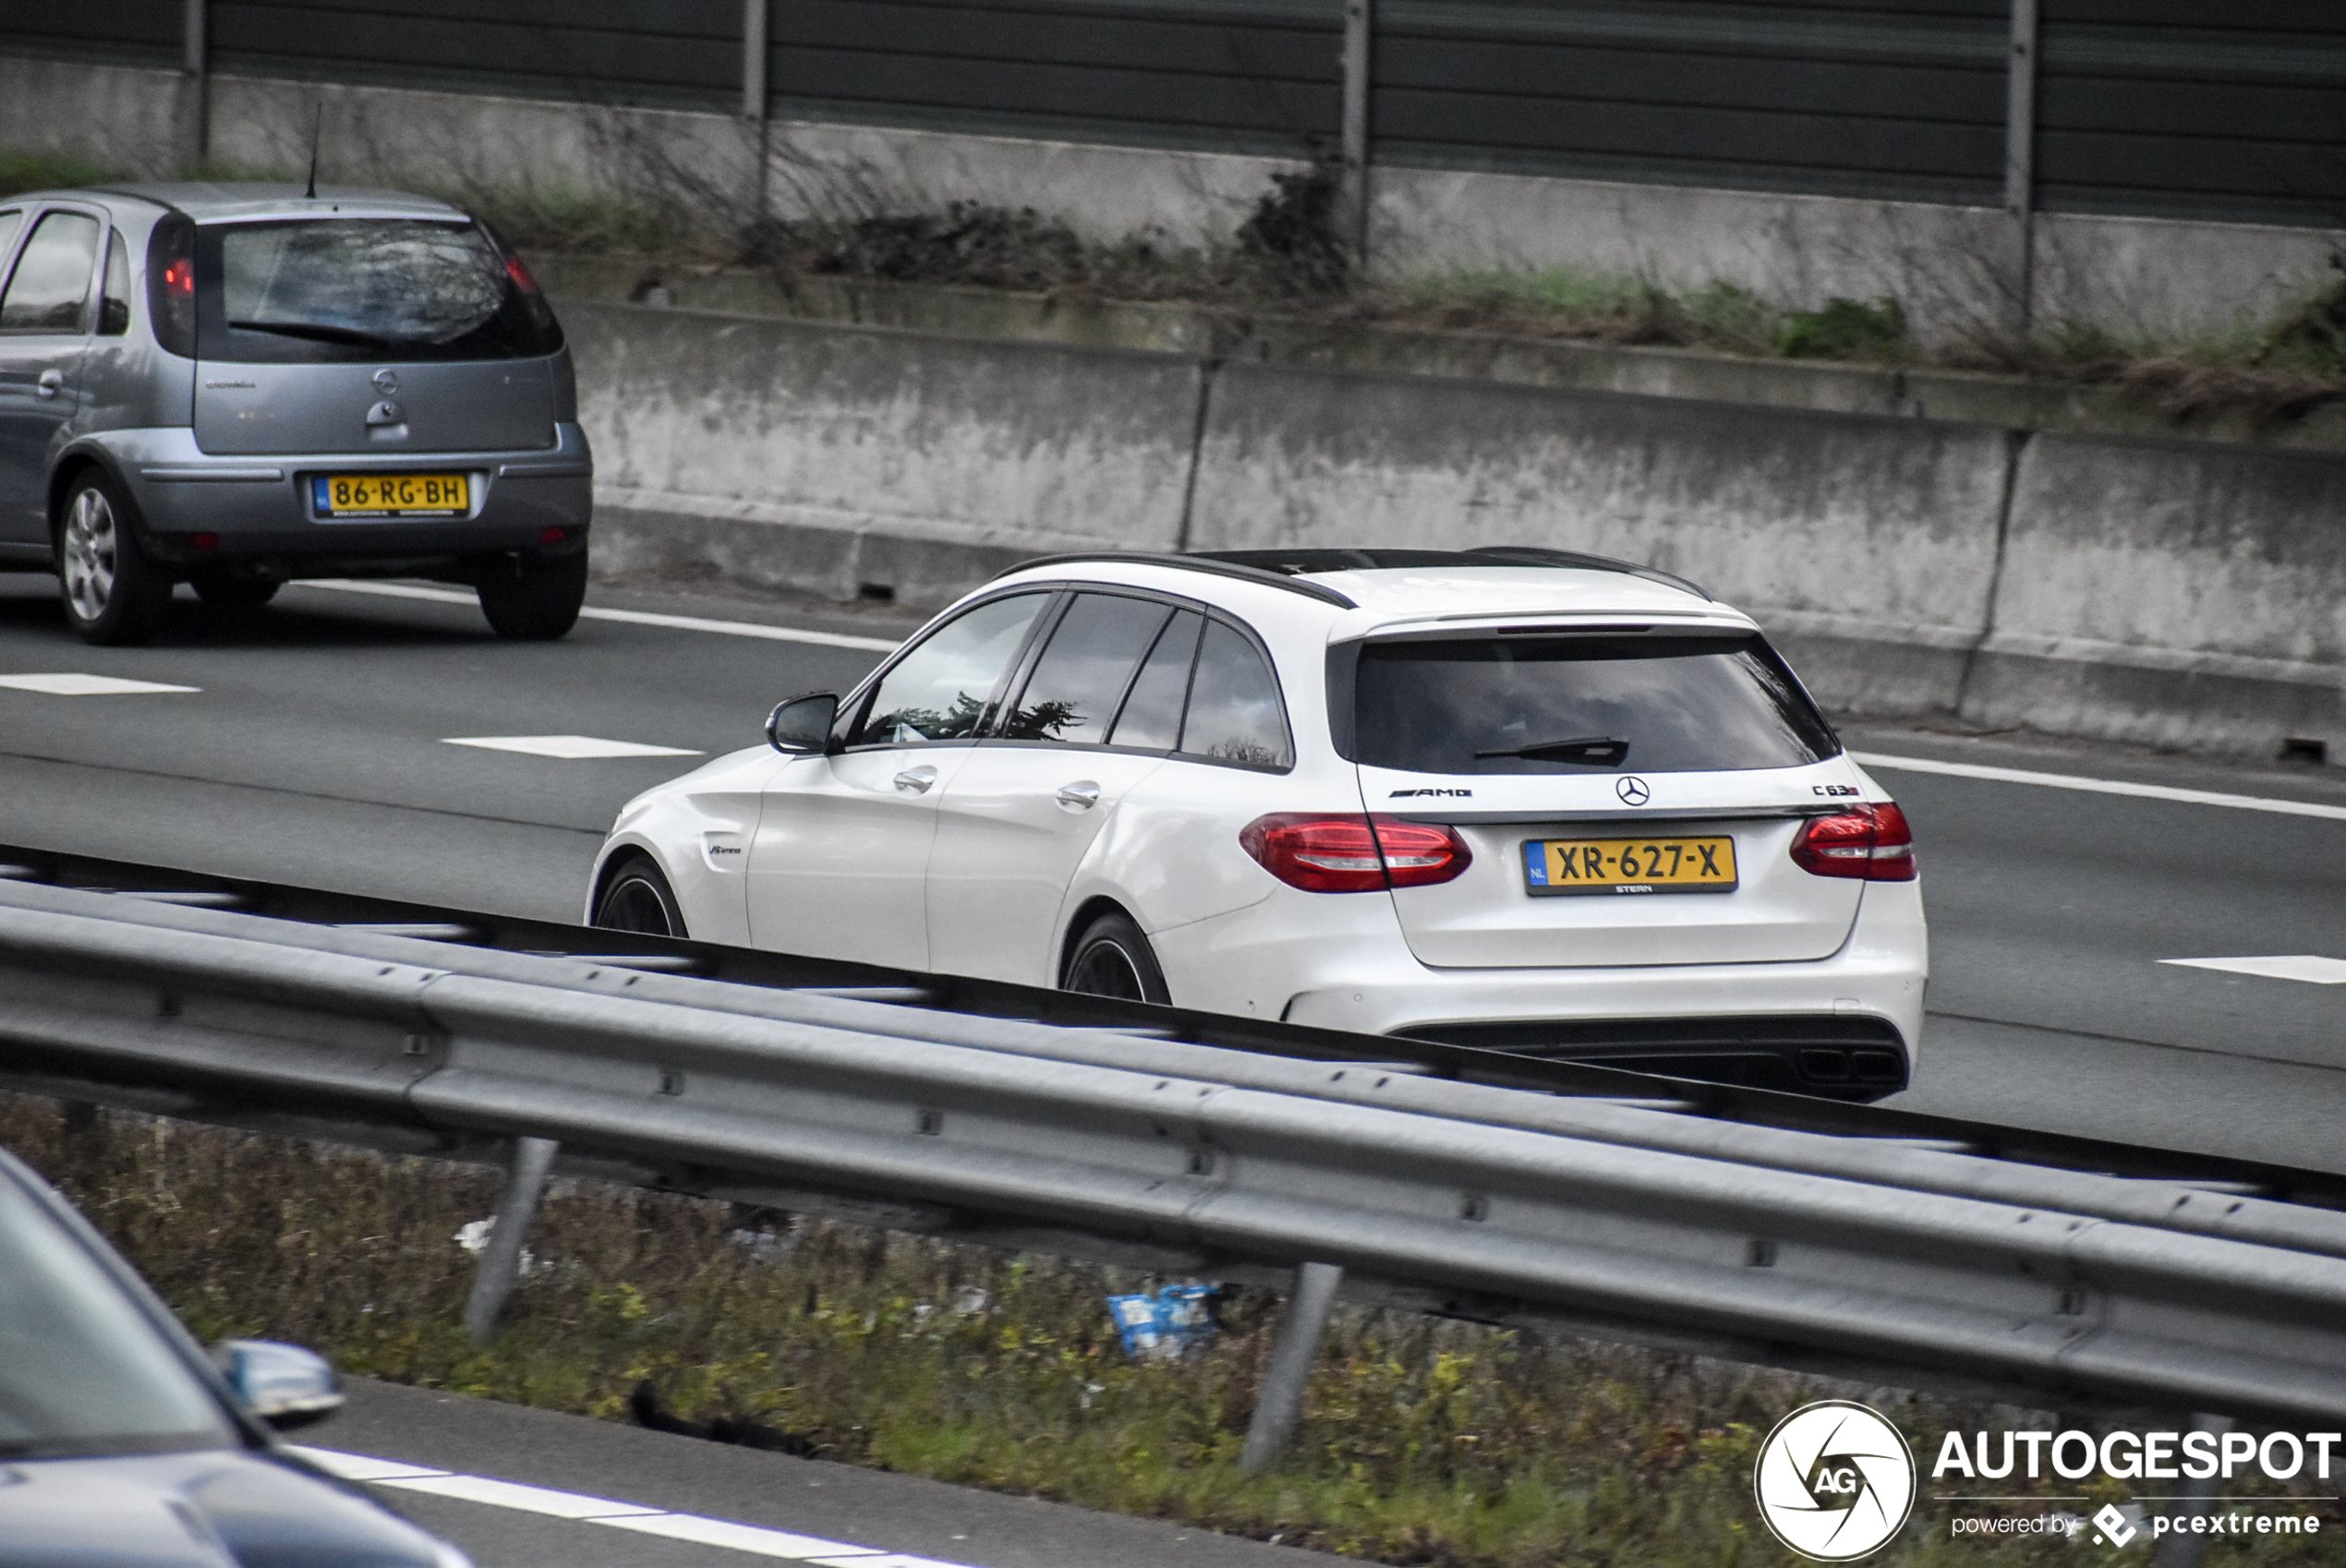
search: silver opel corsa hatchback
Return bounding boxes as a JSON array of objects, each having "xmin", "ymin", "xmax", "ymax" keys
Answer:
[{"xmin": 0, "ymin": 183, "xmax": 591, "ymax": 644}]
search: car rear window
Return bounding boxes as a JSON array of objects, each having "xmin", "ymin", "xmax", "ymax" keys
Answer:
[
  {"xmin": 196, "ymin": 218, "xmax": 561, "ymax": 363},
  {"xmin": 1350, "ymin": 632, "xmax": 1837, "ymax": 776}
]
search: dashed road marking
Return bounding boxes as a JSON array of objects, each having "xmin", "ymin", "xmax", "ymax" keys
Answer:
[
  {"xmin": 441, "ymin": 735, "xmax": 703, "ymax": 760},
  {"xmin": 300, "ymin": 579, "xmax": 903, "ymax": 652},
  {"xmin": 0, "ymin": 673, "xmax": 201, "ymax": 695},
  {"xmin": 1850, "ymin": 752, "xmax": 2346, "ymax": 822},
  {"xmin": 2159, "ymin": 955, "xmax": 2346, "ymax": 985},
  {"xmin": 289, "ymin": 1445, "xmax": 961, "ymax": 1563}
]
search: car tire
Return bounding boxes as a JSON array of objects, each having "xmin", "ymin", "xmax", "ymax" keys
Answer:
[
  {"xmin": 593, "ymin": 854, "xmax": 687, "ymax": 938},
  {"xmin": 1061, "ymin": 910, "xmax": 1171, "ymax": 1005},
  {"xmin": 478, "ymin": 551, "xmax": 587, "ymax": 641},
  {"xmin": 56, "ymin": 471, "xmax": 172, "ymax": 646},
  {"xmin": 191, "ymin": 573, "xmax": 281, "ymax": 611}
]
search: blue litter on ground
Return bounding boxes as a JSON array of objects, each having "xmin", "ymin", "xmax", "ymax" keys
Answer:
[{"xmin": 1107, "ymin": 1284, "xmax": 1217, "ymax": 1359}]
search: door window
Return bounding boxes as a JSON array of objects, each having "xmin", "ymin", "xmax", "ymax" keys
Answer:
[
  {"xmin": 846, "ymin": 592, "xmax": 1048, "ymax": 749},
  {"xmin": 0, "ymin": 211, "xmax": 101, "ymax": 333},
  {"xmin": 1104, "ymin": 609, "xmax": 1202, "ymax": 751},
  {"xmin": 1179, "ymin": 621, "xmax": 1293, "ymax": 769},
  {"xmin": 995, "ymin": 593, "xmax": 1172, "ymax": 744},
  {"xmin": 0, "ymin": 211, "xmax": 23, "ymax": 268}
]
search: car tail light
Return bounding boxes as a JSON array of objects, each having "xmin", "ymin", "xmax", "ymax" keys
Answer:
[
  {"xmin": 1790, "ymin": 802, "xmax": 1917, "ymax": 881},
  {"xmin": 1240, "ymin": 814, "xmax": 1472, "ymax": 893},
  {"xmin": 503, "ymin": 252, "xmax": 541, "ymax": 296},
  {"xmin": 146, "ymin": 213, "xmax": 198, "ymax": 359}
]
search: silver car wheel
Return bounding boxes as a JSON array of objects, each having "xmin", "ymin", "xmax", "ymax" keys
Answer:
[{"xmin": 62, "ymin": 487, "xmax": 117, "ymax": 622}]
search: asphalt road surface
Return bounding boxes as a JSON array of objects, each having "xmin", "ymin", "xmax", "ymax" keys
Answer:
[
  {"xmin": 0, "ymin": 571, "xmax": 2339, "ymax": 1171},
  {"xmin": 3, "ymin": 570, "xmax": 2340, "ymax": 1567},
  {"xmin": 301, "ymin": 1376, "xmax": 1337, "ymax": 1568}
]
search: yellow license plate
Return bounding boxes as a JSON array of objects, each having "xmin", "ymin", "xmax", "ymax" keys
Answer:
[
  {"xmin": 313, "ymin": 473, "xmax": 469, "ymax": 517},
  {"xmin": 1524, "ymin": 836, "xmax": 1737, "ymax": 896}
]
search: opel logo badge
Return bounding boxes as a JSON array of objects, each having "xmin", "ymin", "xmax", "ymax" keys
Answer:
[
  {"xmin": 1616, "ymin": 776, "xmax": 1651, "ymax": 806},
  {"xmin": 372, "ymin": 368, "xmax": 399, "ymax": 392}
]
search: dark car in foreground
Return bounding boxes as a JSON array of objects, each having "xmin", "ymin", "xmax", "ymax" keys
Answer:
[
  {"xmin": 0, "ymin": 1142, "xmax": 469, "ymax": 1565},
  {"xmin": 0, "ymin": 182, "xmax": 590, "ymax": 645}
]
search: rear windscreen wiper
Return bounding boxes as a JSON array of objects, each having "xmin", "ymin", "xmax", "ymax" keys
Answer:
[
  {"xmin": 228, "ymin": 320, "xmax": 397, "ymax": 347},
  {"xmin": 1473, "ymin": 735, "xmax": 1629, "ymax": 766}
]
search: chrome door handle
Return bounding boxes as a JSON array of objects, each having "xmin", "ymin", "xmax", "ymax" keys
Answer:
[
  {"xmin": 35, "ymin": 370, "xmax": 63, "ymax": 400},
  {"xmin": 893, "ymin": 766, "xmax": 937, "ymax": 793},
  {"xmin": 1055, "ymin": 780, "xmax": 1102, "ymax": 810}
]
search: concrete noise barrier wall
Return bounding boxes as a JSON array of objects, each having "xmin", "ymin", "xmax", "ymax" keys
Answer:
[{"xmin": 568, "ymin": 301, "xmax": 2343, "ymax": 762}]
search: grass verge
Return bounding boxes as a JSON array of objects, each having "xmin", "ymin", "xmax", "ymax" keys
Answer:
[{"xmin": 4, "ymin": 1093, "xmax": 2337, "ymax": 1566}]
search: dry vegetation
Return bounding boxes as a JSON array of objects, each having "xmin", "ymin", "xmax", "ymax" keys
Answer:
[{"xmin": 6, "ymin": 1092, "xmax": 2339, "ymax": 1567}]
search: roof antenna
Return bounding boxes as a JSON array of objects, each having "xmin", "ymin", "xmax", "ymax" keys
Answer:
[{"xmin": 303, "ymin": 103, "xmax": 322, "ymax": 199}]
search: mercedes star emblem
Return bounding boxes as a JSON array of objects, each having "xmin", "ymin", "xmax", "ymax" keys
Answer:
[{"xmin": 1616, "ymin": 776, "xmax": 1651, "ymax": 806}]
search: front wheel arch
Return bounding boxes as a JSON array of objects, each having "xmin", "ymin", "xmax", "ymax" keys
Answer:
[{"xmin": 590, "ymin": 850, "xmax": 688, "ymax": 938}]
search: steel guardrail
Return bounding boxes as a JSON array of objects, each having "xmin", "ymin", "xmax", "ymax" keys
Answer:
[{"xmin": 1, "ymin": 874, "xmax": 2343, "ymax": 1424}]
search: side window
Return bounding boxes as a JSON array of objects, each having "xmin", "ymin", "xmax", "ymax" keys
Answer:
[
  {"xmin": 996, "ymin": 593, "xmax": 1172, "ymax": 744},
  {"xmin": 1106, "ymin": 610, "xmax": 1202, "ymax": 751},
  {"xmin": 0, "ymin": 211, "xmax": 23, "ymax": 269},
  {"xmin": 1179, "ymin": 621, "xmax": 1293, "ymax": 769},
  {"xmin": 99, "ymin": 229, "xmax": 131, "ymax": 335},
  {"xmin": 846, "ymin": 593, "xmax": 1048, "ymax": 749},
  {"xmin": 0, "ymin": 211, "xmax": 102, "ymax": 333}
]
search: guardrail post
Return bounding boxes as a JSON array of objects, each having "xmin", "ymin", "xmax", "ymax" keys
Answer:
[
  {"xmin": 2002, "ymin": 0, "xmax": 2038, "ymax": 335},
  {"xmin": 2147, "ymin": 1414, "xmax": 2231, "ymax": 1568},
  {"xmin": 1338, "ymin": 0, "xmax": 1373, "ymax": 268},
  {"xmin": 1239, "ymin": 1260, "xmax": 1342, "ymax": 1473},
  {"xmin": 462, "ymin": 1136, "xmax": 558, "ymax": 1342},
  {"xmin": 180, "ymin": 0, "xmax": 209, "ymax": 175}
]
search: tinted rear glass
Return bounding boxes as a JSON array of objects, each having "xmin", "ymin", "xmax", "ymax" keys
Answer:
[
  {"xmin": 197, "ymin": 219, "xmax": 561, "ymax": 363},
  {"xmin": 1353, "ymin": 633, "xmax": 1836, "ymax": 776},
  {"xmin": 998, "ymin": 593, "xmax": 1171, "ymax": 744}
]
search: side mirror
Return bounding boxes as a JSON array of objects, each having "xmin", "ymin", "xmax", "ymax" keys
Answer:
[
  {"xmin": 766, "ymin": 692, "xmax": 839, "ymax": 754},
  {"xmin": 218, "ymin": 1339, "xmax": 344, "ymax": 1430}
]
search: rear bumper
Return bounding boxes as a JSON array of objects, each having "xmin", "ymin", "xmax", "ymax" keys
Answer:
[
  {"xmin": 1149, "ymin": 878, "xmax": 1928, "ymax": 1101},
  {"xmin": 82, "ymin": 425, "xmax": 591, "ymax": 575}
]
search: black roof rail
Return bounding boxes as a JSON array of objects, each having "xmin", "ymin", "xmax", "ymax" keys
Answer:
[
  {"xmin": 990, "ymin": 551, "xmax": 1359, "ymax": 609},
  {"xmin": 1463, "ymin": 546, "xmax": 1712, "ymax": 601},
  {"xmin": 992, "ymin": 547, "xmax": 1711, "ymax": 609}
]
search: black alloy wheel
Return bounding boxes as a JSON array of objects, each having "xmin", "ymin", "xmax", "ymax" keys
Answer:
[
  {"xmin": 593, "ymin": 856, "xmax": 687, "ymax": 937},
  {"xmin": 1061, "ymin": 910, "xmax": 1171, "ymax": 1005}
]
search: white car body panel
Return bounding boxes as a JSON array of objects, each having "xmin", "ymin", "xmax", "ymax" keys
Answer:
[
  {"xmin": 927, "ymin": 746, "xmax": 1167, "ymax": 985},
  {"xmin": 591, "ymin": 553, "xmax": 1931, "ymax": 1093}
]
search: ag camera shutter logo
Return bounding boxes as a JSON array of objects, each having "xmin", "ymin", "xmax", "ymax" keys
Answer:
[{"xmin": 1753, "ymin": 1401, "xmax": 1917, "ymax": 1561}]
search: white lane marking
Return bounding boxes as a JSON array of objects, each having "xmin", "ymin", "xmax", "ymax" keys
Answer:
[
  {"xmin": 292, "ymin": 1448, "xmax": 451, "ymax": 1482},
  {"xmin": 1849, "ymin": 752, "xmax": 2346, "ymax": 822},
  {"xmin": 288, "ymin": 1445, "xmax": 957, "ymax": 1563},
  {"xmin": 378, "ymin": 1472, "xmax": 663, "ymax": 1519},
  {"xmin": 441, "ymin": 734, "xmax": 703, "ymax": 760},
  {"xmin": 0, "ymin": 673, "xmax": 201, "ymax": 695},
  {"xmin": 598, "ymin": 1514, "xmax": 879, "ymax": 1557},
  {"xmin": 299, "ymin": 578, "xmax": 903, "ymax": 652},
  {"xmin": 2160, "ymin": 955, "xmax": 2346, "ymax": 984}
]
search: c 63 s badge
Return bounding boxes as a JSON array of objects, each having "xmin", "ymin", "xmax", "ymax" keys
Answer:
[{"xmin": 1754, "ymin": 1401, "xmax": 1917, "ymax": 1561}]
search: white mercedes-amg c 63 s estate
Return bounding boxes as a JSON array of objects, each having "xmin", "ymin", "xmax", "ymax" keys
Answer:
[{"xmin": 588, "ymin": 548, "xmax": 1927, "ymax": 1099}]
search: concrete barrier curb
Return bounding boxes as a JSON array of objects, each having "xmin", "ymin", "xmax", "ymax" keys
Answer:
[{"xmin": 565, "ymin": 300, "xmax": 2343, "ymax": 763}]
